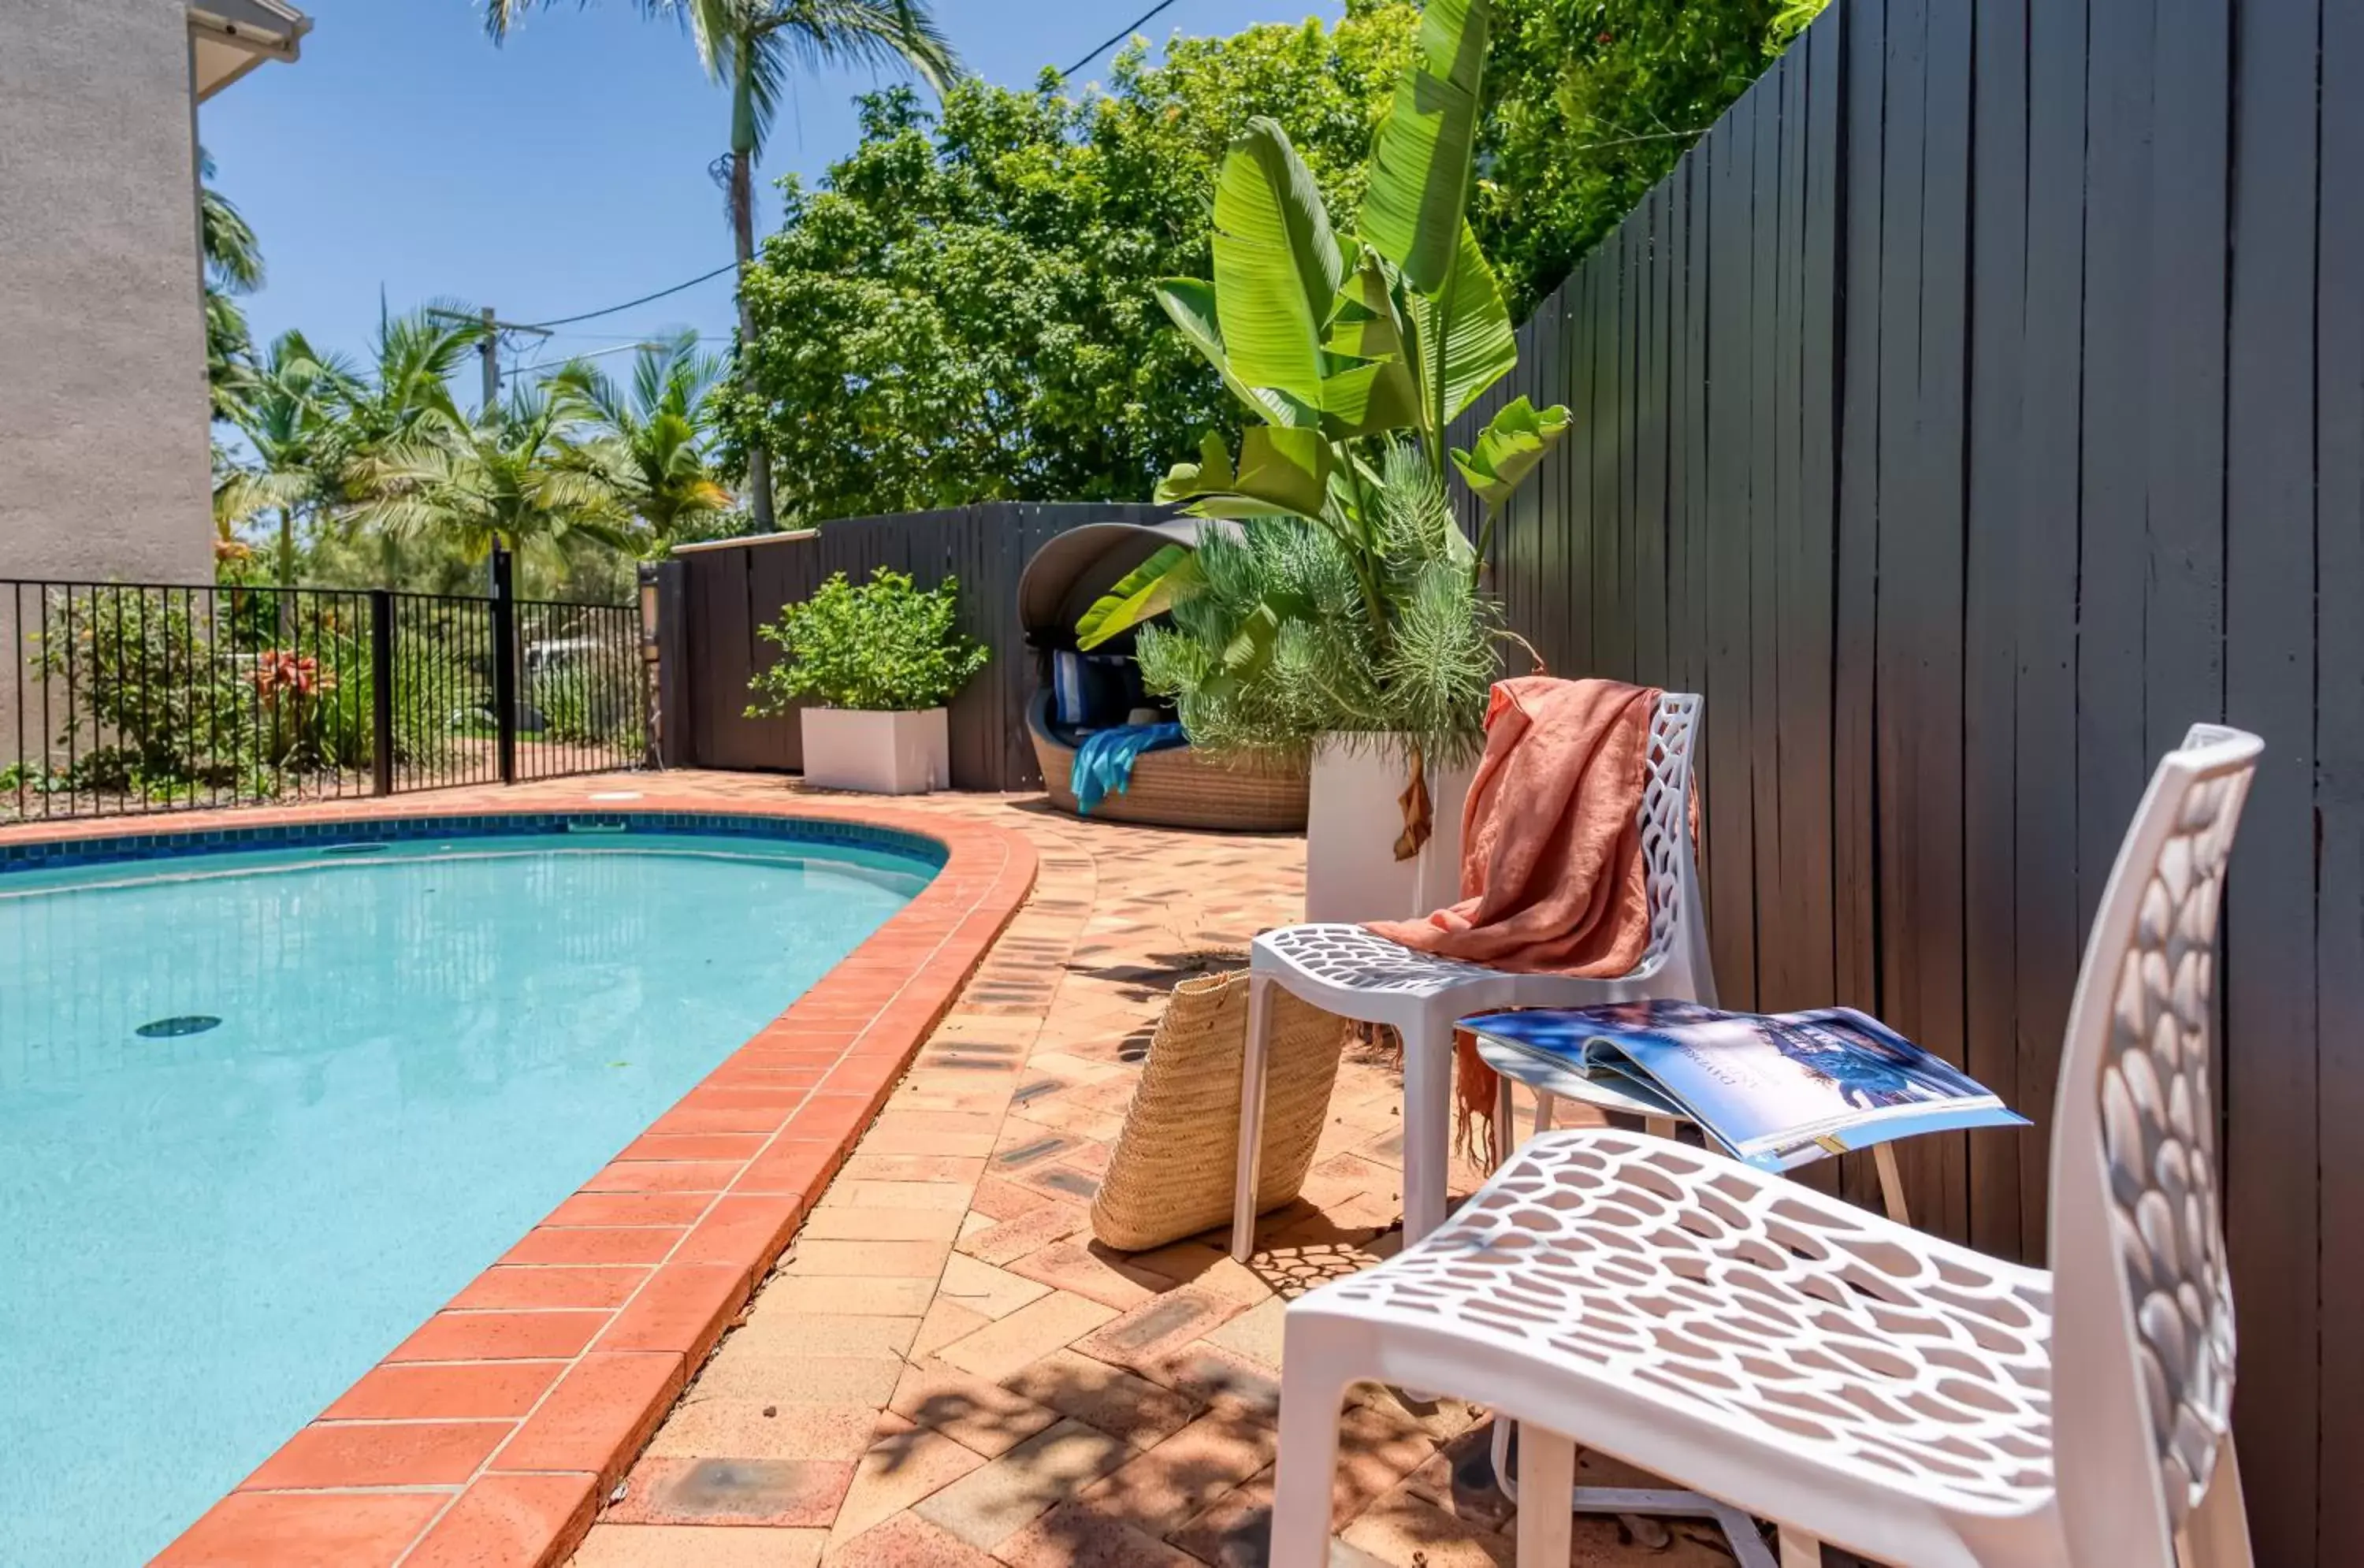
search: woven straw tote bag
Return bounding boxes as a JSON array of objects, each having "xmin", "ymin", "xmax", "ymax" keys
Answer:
[{"xmin": 1091, "ymin": 969, "xmax": 1348, "ymax": 1253}]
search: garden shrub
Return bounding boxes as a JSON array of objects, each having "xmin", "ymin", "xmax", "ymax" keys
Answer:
[
  {"xmin": 33, "ymin": 589, "xmax": 260, "ymax": 792},
  {"xmin": 745, "ymin": 569, "xmax": 988, "ymax": 715}
]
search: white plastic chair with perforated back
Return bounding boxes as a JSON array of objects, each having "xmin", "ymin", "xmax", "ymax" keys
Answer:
[
  {"xmin": 1262, "ymin": 723, "xmax": 2262, "ymax": 1568},
  {"xmin": 1230, "ymin": 692, "xmax": 1712, "ymax": 1262}
]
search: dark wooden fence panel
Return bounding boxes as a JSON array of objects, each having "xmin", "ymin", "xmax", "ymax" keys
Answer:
[
  {"xmin": 2222, "ymin": 4, "xmax": 2324, "ymax": 1557},
  {"xmin": 672, "ymin": 503, "xmax": 1168, "ymax": 791},
  {"xmin": 1962, "ymin": 0, "xmax": 2028, "ymax": 1260},
  {"xmin": 2318, "ymin": 6, "xmax": 2364, "ymax": 1555},
  {"xmin": 1454, "ymin": 0, "xmax": 2355, "ymax": 1552}
]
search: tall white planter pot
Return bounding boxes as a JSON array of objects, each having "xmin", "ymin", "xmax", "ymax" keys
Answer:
[
  {"xmin": 799, "ymin": 707, "xmax": 949, "ymax": 795},
  {"xmin": 1303, "ymin": 734, "xmax": 1476, "ymax": 923}
]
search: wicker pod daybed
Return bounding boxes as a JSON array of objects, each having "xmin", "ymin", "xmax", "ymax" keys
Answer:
[
  {"xmin": 1027, "ymin": 691, "xmax": 1308, "ymax": 832},
  {"xmin": 1017, "ymin": 518, "xmax": 1310, "ymax": 834}
]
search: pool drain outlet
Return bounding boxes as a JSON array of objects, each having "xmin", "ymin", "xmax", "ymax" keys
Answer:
[{"xmin": 135, "ymin": 1016, "xmax": 221, "ymax": 1039}]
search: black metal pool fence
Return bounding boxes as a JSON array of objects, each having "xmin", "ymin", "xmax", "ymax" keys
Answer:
[{"xmin": 1, "ymin": 567, "xmax": 649, "ymax": 823}]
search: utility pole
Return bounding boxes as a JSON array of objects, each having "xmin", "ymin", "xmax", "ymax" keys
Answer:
[
  {"xmin": 479, "ymin": 304, "xmax": 498, "ymax": 412},
  {"xmin": 426, "ymin": 307, "xmax": 553, "ymax": 609},
  {"xmin": 425, "ymin": 306, "xmax": 552, "ymax": 417}
]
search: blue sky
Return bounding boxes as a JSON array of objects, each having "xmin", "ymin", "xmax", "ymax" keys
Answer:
[{"xmin": 200, "ymin": 0, "xmax": 1344, "ymax": 391}]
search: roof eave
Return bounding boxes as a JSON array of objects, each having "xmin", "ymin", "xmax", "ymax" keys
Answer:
[{"xmin": 188, "ymin": 0, "xmax": 313, "ymax": 102}]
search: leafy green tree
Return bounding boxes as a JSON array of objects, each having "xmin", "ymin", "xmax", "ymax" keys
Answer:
[
  {"xmin": 1474, "ymin": 0, "xmax": 1785, "ymax": 316},
  {"xmin": 483, "ymin": 0, "xmax": 959, "ymax": 532},
  {"xmin": 725, "ymin": 0, "xmax": 1793, "ymax": 515},
  {"xmin": 1770, "ymin": 0, "xmax": 1831, "ymax": 46},
  {"xmin": 561, "ymin": 333, "xmax": 734, "ymax": 554},
  {"xmin": 721, "ymin": 6, "xmax": 1422, "ymax": 522}
]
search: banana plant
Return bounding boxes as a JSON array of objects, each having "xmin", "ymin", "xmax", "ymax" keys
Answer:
[
  {"xmin": 1076, "ymin": 543, "xmax": 1204, "ymax": 651},
  {"xmin": 1090, "ymin": 0, "xmax": 1571, "ymax": 654}
]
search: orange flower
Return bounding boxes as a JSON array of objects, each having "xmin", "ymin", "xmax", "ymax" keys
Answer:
[{"xmin": 253, "ymin": 649, "xmax": 335, "ymax": 698}]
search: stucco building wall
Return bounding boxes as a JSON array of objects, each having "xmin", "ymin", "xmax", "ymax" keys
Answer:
[{"xmin": 0, "ymin": 0, "xmax": 214, "ymax": 587}]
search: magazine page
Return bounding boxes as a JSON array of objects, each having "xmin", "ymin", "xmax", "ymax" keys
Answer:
[
  {"xmin": 1458, "ymin": 999, "xmax": 1723, "ymax": 1065},
  {"xmin": 1457, "ymin": 1001, "xmax": 1722, "ymax": 1122},
  {"xmin": 1461, "ymin": 1003, "xmax": 2028, "ymax": 1171},
  {"xmin": 1600, "ymin": 1007, "xmax": 2026, "ymax": 1166}
]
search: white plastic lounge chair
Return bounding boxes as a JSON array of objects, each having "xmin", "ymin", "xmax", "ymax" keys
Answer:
[
  {"xmin": 1266, "ymin": 723, "xmax": 2262, "ymax": 1568},
  {"xmin": 1231, "ymin": 692, "xmax": 1712, "ymax": 1261}
]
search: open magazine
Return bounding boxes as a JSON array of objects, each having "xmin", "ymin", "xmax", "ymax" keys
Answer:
[{"xmin": 1459, "ymin": 999, "xmax": 2029, "ymax": 1172}]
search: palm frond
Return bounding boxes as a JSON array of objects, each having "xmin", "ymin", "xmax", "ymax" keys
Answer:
[
  {"xmin": 760, "ymin": 0, "xmax": 961, "ymax": 95},
  {"xmin": 199, "ymin": 165, "xmax": 264, "ymax": 293},
  {"xmin": 634, "ymin": 330, "xmax": 726, "ymax": 418},
  {"xmin": 552, "ymin": 359, "xmax": 634, "ymax": 433}
]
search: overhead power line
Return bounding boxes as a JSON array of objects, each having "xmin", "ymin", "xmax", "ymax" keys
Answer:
[
  {"xmin": 489, "ymin": 6, "xmax": 1185, "ymax": 333},
  {"xmin": 1057, "ymin": 0, "xmax": 1184, "ymax": 80},
  {"xmin": 519, "ymin": 261, "xmax": 738, "ymax": 330}
]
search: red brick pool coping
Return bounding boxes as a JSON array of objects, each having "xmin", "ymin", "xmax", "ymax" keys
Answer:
[{"xmin": 0, "ymin": 791, "xmax": 1036, "ymax": 1568}]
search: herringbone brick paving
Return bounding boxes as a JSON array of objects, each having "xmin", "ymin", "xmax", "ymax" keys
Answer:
[{"xmin": 557, "ymin": 774, "xmax": 1736, "ymax": 1568}]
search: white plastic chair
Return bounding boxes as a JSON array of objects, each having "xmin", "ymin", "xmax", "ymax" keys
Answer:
[
  {"xmin": 1266, "ymin": 723, "xmax": 2262, "ymax": 1568},
  {"xmin": 1232, "ymin": 693, "xmax": 1713, "ymax": 1262}
]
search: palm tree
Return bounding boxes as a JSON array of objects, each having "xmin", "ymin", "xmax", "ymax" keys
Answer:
[
  {"xmin": 560, "ymin": 333, "xmax": 734, "ymax": 553},
  {"xmin": 481, "ymin": 0, "xmax": 960, "ymax": 531},
  {"xmin": 215, "ymin": 332, "xmax": 362, "ymax": 586},
  {"xmin": 348, "ymin": 379, "xmax": 634, "ymax": 569},
  {"xmin": 342, "ymin": 304, "xmax": 481, "ymax": 451},
  {"xmin": 335, "ymin": 306, "xmax": 486, "ymax": 579},
  {"xmin": 199, "ymin": 150, "xmax": 266, "ymax": 422}
]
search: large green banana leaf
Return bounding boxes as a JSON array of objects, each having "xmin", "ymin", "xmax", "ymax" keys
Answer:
[
  {"xmin": 1210, "ymin": 119, "xmax": 1342, "ymax": 412},
  {"xmin": 1153, "ymin": 279, "xmax": 1315, "ymax": 429},
  {"xmin": 1232, "ymin": 425, "xmax": 1334, "ymax": 517},
  {"xmin": 1359, "ymin": 0, "xmax": 1489, "ymax": 294},
  {"xmin": 1450, "ymin": 395, "xmax": 1574, "ymax": 510},
  {"xmin": 1074, "ymin": 544, "xmax": 1208, "ymax": 651},
  {"xmin": 1319, "ymin": 360, "xmax": 1422, "ymax": 437},
  {"xmin": 1154, "ymin": 427, "xmax": 1334, "ymax": 520},
  {"xmin": 1319, "ymin": 250, "xmax": 1422, "ymax": 437},
  {"xmin": 1154, "ymin": 430, "xmax": 1239, "ymax": 505},
  {"xmin": 1405, "ymin": 221, "xmax": 1516, "ymax": 431}
]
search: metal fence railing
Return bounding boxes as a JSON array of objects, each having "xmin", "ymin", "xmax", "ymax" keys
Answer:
[
  {"xmin": 515, "ymin": 596, "xmax": 646, "ymax": 784},
  {"xmin": 2, "ymin": 573, "xmax": 649, "ymax": 824}
]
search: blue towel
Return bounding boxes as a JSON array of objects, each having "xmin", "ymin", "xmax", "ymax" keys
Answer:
[{"xmin": 1072, "ymin": 723, "xmax": 1187, "ymax": 814}]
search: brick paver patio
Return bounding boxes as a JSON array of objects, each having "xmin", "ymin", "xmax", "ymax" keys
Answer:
[{"xmin": 537, "ymin": 772, "xmax": 1740, "ymax": 1568}]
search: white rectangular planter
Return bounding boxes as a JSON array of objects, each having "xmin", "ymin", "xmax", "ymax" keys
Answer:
[
  {"xmin": 799, "ymin": 706, "xmax": 949, "ymax": 795},
  {"xmin": 1304, "ymin": 734, "xmax": 1476, "ymax": 924}
]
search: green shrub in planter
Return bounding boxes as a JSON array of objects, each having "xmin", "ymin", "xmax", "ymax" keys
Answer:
[{"xmin": 745, "ymin": 567, "xmax": 989, "ymax": 715}]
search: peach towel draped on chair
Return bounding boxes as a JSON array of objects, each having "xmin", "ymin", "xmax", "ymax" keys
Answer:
[{"xmin": 1366, "ymin": 675, "xmax": 1663, "ymax": 1149}]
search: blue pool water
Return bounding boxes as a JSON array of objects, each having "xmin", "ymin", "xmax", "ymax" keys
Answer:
[{"xmin": 0, "ymin": 825, "xmax": 931, "ymax": 1566}]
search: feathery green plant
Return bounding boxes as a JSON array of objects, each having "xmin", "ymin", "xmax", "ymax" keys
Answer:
[{"xmin": 1136, "ymin": 445, "xmax": 1496, "ymax": 764}]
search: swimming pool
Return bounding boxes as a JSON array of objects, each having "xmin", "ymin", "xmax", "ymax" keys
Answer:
[{"xmin": 0, "ymin": 818, "xmax": 935, "ymax": 1566}]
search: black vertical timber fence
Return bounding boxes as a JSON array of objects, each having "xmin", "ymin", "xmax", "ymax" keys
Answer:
[
  {"xmin": 1448, "ymin": 0, "xmax": 2360, "ymax": 1556},
  {"xmin": 661, "ymin": 503, "xmax": 1171, "ymax": 791},
  {"xmin": 1, "ymin": 575, "xmax": 646, "ymax": 823}
]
